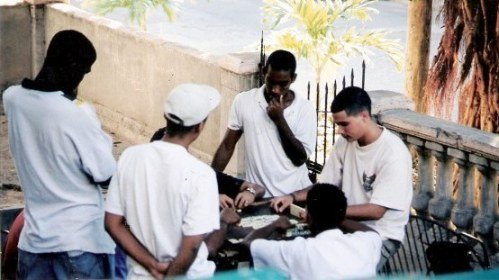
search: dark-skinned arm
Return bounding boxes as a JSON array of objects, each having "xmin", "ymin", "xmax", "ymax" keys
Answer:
[
  {"xmin": 346, "ymin": 204, "xmax": 388, "ymax": 221},
  {"xmin": 166, "ymin": 234, "xmax": 205, "ymax": 276},
  {"xmin": 270, "ymin": 185, "xmax": 313, "ymax": 213},
  {"xmin": 205, "ymin": 208, "xmax": 241, "ymax": 257},
  {"xmin": 239, "ymin": 181, "xmax": 265, "ymax": 199},
  {"xmin": 233, "ymin": 181, "xmax": 267, "ymax": 208},
  {"xmin": 340, "ymin": 218, "xmax": 378, "ymax": 233},
  {"xmin": 267, "ymin": 98, "xmax": 308, "ymax": 166},
  {"xmin": 211, "ymin": 129, "xmax": 243, "ymax": 171},
  {"xmin": 105, "ymin": 213, "xmax": 169, "ymax": 279},
  {"xmin": 242, "ymin": 216, "xmax": 292, "ymax": 248}
]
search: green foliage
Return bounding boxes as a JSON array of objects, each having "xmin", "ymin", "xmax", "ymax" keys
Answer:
[
  {"xmin": 83, "ymin": 0, "xmax": 184, "ymax": 30},
  {"xmin": 262, "ymin": 0, "xmax": 403, "ymax": 82}
]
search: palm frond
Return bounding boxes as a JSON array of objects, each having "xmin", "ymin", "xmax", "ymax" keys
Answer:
[
  {"xmin": 263, "ymin": 0, "xmax": 401, "ymax": 79},
  {"xmin": 83, "ymin": 0, "xmax": 185, "ymax": 30}
]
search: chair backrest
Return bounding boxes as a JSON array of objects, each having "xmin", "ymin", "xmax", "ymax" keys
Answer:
[
  {"xmin": 306, "ymin": 160, "xmax": 323, "ymax": 183},
  {"xmin": 379, "ymin": 214, "xmax": 491, "ymax": 276}
]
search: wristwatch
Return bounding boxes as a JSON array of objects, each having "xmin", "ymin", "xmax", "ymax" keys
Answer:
[{"xmin": 244, "ymin": 186, "xmax": 257, "ymax": 196}]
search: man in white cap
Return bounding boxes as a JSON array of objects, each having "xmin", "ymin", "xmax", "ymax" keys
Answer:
[{"xmin": 105, "ymin": 84, "xmax": 239, "ymax": 279}]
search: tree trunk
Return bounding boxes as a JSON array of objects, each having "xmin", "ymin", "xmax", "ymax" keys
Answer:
[
  {"xmin": 423, "ymin": 0, "xmax": 498, "ymax": 133},
  {"xmin": 406, "ymin": 0, "xmax": 432, "ymax": 113}
]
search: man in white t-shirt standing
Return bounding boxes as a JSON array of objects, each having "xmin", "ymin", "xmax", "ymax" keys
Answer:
[
  {"xmin": 3, "ymin": 30, "xmax": 116, "ymax": 279},
  {"xmin": 105, "ymin": 84, "xmax": 239, "ymax": 279},
  {"xmin": 271, "ymin": 86, "xmax": 413, "ymax": 270},
  {"xmin": 212, "ymin": 50, "xmax": 317, "ymax": 197},
  {"xmin": 244, "ymin": 184, "xmax": 382, "ymax": 279}
]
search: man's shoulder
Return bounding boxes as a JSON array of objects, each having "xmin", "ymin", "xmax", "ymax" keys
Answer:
[
  {"xmin": 145, "ymin": 142, "xmax": 214, "ymax": 176},
  {"xmin": 187, "ymin": 158, "xmax": 216, "ymax": 178},
  {"xmin": 2, "ymin": 85, "xmax": 24, "ymax": 102},
  {"xmin": 380, "ymin": 128, "xmax": 411, "ymax": 158},
  {"xmin": 3, "ymin": 84, "xmax": 22, "ymax": 94},
  {"xmin": 290, "ymin": 93, "xmax": 315, "ymax": 115},
  {"xmin": 121, "ymin": 143, "xmax": 155, "ymax": 159},
  {"xmin": 319, "ymin": 229, "xmax": 381, "ymax": 247},
  {"xmin": 235, "ymin": 87, "xmax": 260, "ymax": 100}
]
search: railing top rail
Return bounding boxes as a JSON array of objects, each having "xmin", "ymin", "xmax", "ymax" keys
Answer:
[{"xmin": 378, "ymin": 109, "xmax": 499, "ymax": 163}]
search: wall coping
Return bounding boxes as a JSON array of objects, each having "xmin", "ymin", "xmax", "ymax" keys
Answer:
[
  {"xmin": 217, "ymin": 52, "xmax": 259, "ymax": 75},
  {"xmin": 378, "ymin": 109, "xmax": 499, "ymax": 163},
  {"xmin": 48, "ymin": 3, "xmax": 259, "ymax": 77},
  {"xmin": 1, "ymin": 0, "xmax": 25, "ymax": 7},
  {"xmin": 24, "ymin": 0, "xmax": 66, "ymax": 5}
]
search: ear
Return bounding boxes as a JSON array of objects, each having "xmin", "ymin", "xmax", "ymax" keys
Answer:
[
  {"xmin": 262, "ymin": 65, "xmax": 268, "ymax": 76},
  {"xmin": 291, "ymin": 73, "xmax": 297, "ymax": 83},
  {"xmin": 359, "ymin": 110, "xmax": 370, "ymax": 121}
]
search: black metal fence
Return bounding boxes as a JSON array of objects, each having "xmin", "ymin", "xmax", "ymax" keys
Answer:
[{"xmin": 258, "ymin": 39, "xmax": 366, "ymax": 179}]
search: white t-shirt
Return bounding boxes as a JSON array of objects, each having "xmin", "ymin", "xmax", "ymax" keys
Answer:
[
  {"xmin": 251, "ymin": 229, "xmax": 381, "ymax": 280},
  {"xmin": 106, "ymin": 141, "xmax": 220, "ymax": 279},
  {"xmin": 320, "ymin": 128, "xmax": 413, "ymax": 242},
  {"xmin": 2, "ymin": 85, "xmax": 116, "ymax": 254},
  {"xmin": 228, "ymin": 86, "xmax": 317, "ymax": 197}
]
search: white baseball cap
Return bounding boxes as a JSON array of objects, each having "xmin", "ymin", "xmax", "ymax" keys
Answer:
[{"xmin": 164, "ymin": 83, "xmax": 221, "ymax": 126}]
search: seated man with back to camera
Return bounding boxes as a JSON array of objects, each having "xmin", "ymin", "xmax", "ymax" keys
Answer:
[
  {"xmin": 271, "ymin": 86, "xmax": 413, "ymax": 270},
  {"xmin": 244, "ymin": 183, "xmax": 382, "ymax": 279},
  {"xmin": 212, "ymin": 50, "xmax": 317, "ymax": 198}
]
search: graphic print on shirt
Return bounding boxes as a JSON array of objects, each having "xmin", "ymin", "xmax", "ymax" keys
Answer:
[{"xmin": 362, "ymin": 172, "xmax": 376, "ymax": 192}]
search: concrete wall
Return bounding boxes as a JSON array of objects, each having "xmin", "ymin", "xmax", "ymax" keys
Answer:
[
  {"xmin": 0, "ymin": 2, "xmax": 32, "ymax": 90},
  {"xmin": 43, "ymin": 3, "xmax": 259, "ymax": 173}
]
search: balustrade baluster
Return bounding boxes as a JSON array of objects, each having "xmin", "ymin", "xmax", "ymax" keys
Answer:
[
  {"xmin": 428, "ymin": 143, "xmax": 453, "ymax": 220},
  {"xmin": 471, "ymin": 155, "xmax": 498, "ymax": 236},
  {"xmin": 449, "ymin": 148, "xmax": 476, "ymax": 229},
  {"xmin": 407, "ymin": 136, "xmax": 434, "ymax": 213}
]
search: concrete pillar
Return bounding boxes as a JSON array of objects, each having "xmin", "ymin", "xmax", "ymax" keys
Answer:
[{"xmin": 428, "ymin": 145, "xmax": 454, "ymax": 220}]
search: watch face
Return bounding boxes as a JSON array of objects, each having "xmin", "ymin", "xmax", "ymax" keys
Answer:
[{"xmin": 245, "ymin": 187, "xmax": 256, "ymax": 195}]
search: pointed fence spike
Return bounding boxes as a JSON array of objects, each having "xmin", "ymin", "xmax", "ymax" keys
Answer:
[
  {"xmin": 351, "ymin": 69, "xmax": 354, "ymax": 87},
  {"xmin": 307, "ymin": 82, "xmax": 311, "ymax": 100},
  {"xmin": 315, "ymin": 83, "xmax": 320, "ymax": 163},
  {"xmin": 323, "ymin": 83, "xmax": 329, "ymax": 164},
  {"xmin": 362, "ymin": 60, "xmax": 366, "ymax": 89},
  {"xmin": 332, "ymin": 80, "xmax": 337, "ymax": 145}
]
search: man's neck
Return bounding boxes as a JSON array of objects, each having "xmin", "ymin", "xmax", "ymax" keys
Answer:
[
  {"xmin": 358, "ymin": 123, "xmax": 383, "ymax": 146},
  {"xmin": 161, "ymin": 134, "xmax": 195, "ymax": 149},
  {"xmin": 22, "ymin": 75, "xmax": 76, "ymax": 100}
]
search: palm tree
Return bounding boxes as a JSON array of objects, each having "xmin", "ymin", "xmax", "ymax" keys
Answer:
[
  {"xmin": 262, "ymin": 0, "xmax": 403, "ymax": 84},
  {"xmin": 83, "ymin": 0, "xmax": 184, "ymax": 31},
  {"xmin": 423, "ymin": 0, "xmax": 498, "ymax": 133}
]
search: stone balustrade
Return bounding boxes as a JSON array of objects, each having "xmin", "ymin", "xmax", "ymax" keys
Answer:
[{"xmin": 377, "ymin": 109, "xmax": 498, "ymax": 257}]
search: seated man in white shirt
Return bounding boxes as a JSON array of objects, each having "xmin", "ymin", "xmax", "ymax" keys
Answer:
[
  {"xmin": 270, "ymin": 86, "xmax": 413, "ymax": 270},
  {"xmin": 243, "ymin": 184, "xmax": 382, "ymax": 280}
]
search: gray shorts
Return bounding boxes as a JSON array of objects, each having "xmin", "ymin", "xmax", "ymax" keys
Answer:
[{"xmin": 377, "ymin": 239, "xmax": 401, "ymax": 271}]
